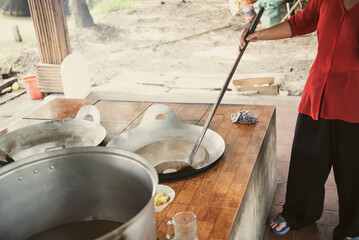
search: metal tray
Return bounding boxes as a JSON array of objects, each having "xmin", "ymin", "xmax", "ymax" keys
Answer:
[
  {"xmin": 107, "ymin": 104, "xmax": 225, "ymax": 181},
  {"xmin": 0, "ymin": 105, "xmax": 106, "ymax": 161}
]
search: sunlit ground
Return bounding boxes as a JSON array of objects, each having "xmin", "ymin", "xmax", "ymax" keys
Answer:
[{"xmin": 0, "ymin": 14, "xmax": 37, "ymax": 59}]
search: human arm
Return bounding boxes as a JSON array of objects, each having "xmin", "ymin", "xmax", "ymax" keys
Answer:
[
  {"xmin": 239, "ymin": 0, "xmax": 321, "ymax": 50},
  {"xmin": 239, "ymin": 21, "xmax": 292, "ymax": 50}
]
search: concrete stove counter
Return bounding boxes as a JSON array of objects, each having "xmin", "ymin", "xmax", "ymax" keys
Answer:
[{"xmin": 0, "ymin": 97, "xmax": 277, "ymax": 240}]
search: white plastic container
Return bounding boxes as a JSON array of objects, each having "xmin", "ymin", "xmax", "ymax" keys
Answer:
[{"xmin": 60, "ymin": 52, "xmax": 91, "ymax": 99}]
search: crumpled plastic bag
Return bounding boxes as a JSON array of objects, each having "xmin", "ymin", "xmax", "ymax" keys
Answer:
[{"xmin": 231, "ymin": 110, "xmax": 259, "ymax": 124}]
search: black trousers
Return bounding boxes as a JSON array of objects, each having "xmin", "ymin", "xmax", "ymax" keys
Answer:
[{"xmin": 281, "ymin": 113, "xmax": 359, "ymax": 240}]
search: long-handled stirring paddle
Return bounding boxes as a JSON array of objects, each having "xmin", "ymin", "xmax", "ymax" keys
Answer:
[
  {"xmin": 154, "ymin": 7, "xmax": 264, "ymax": 174},
  {"xmin": 188, "ymin": 7, "xmax": 265, "ymax": 166}
]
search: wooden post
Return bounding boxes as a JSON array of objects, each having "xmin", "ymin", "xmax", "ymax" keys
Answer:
[
  {"xmin": 12, "ymin": 26, "xmax": 23, "ymax": 42},
  {"xmin": 28, "ymin": 0, "xmax": 71, "ymax": 64},
  {"xmin": 28, "ymin": 0, "xmax": 72, "ymax": 93}
]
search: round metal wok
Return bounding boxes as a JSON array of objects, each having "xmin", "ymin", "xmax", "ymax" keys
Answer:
[
  {"xmin": 107, "ymin": 104, "xmax": 225, "ymax": 181},
  {"xmin": 0, "ymin": 105, "xmax": 106, "ymax": 161}
]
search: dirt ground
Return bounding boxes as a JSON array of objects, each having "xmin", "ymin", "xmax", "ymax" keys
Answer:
[{"xmin": 1, "ymin": 0, "xmax": 318, "ymax": 96}]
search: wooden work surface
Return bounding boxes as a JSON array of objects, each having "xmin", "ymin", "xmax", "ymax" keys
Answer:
[{"xmin": 0, "ymin": 98, "xmax": 276, "ymax": 240}]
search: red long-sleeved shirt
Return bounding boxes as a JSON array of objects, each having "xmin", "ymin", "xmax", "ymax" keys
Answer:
[{"xmin": 286, "ymin": 0, "xmax": 359, "ymax": 123}]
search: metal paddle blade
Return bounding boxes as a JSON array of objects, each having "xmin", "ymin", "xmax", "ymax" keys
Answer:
[
  {"xmin": 0, "ymin": 150, "xmax": 15, "ymax": 166},
  {"xmin": 154, "ymin": 160, "xmax": 190, "ymax": 174},
  {"xmin": 148, "ymin": 139, "xmax": 208, "ymax": 174},
  {"xmin": 188, "ymin": 7, "xmax": 265, "ymax": 165}
]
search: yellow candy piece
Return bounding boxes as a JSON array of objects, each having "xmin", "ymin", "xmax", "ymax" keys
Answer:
[
  {"xmin": 11, "ymin": 82, "xmax": 20, "ymax": 91},
  {"xmin": 154, "ymin": 191, "xmax": 170, "ymax": 207}
]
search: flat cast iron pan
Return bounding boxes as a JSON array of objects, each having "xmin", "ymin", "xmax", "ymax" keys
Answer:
[
  {"xmin": 107, "ymin": 104, "xmax": 225, "ymax": 181},
  {"xmin": 0, "ymin": 105, "xmax": 106, "ymax": 161}
]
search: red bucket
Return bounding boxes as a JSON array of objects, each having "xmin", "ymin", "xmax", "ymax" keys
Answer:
[{"xmin": 23, "ymin": 75, "xmax": 42, "ymax": 99}]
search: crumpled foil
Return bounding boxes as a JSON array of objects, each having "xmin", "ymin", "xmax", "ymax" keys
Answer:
[{"xmin": 231, "ymin": 110, "xmax": 259, "ymax": 124}]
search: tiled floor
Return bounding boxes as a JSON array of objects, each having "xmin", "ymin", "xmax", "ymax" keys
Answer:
[{"xmin": 257, "ymin": 98, "xmax": 339, "ymax": 240}]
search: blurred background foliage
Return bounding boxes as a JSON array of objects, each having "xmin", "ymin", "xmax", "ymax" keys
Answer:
[{"xmin": 89, "ymin": 0, "xmax": 135, "ymax": 14}]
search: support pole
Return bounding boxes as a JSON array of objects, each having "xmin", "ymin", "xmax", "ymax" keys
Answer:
[
  {"xmin": 12, "ymin": 26, "xmax": 23, "ymax": 42},
  {"xmin": 281, "ymin": 0, "xmax": 302, "ymax": 22},
  {"xmin": 28, "ymin": 0, "xmax": 72, "ymax": 93},
  {"xmin": 28, "ymin": 0, "xmax": 72, "ymax": 64}
]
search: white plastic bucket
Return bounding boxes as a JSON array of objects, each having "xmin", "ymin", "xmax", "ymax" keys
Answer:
[{"xmin": 60, "ymin": 52, "xmax": 91, "ymax": 99}]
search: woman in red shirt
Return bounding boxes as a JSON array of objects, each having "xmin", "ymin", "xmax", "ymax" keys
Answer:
[{"xmin": 240, "ymin": 0, "xmax": 359, "ymax": 239}]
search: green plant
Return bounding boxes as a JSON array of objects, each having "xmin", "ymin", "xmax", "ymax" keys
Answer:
[{"xmin": 91, "ymin": 0, "xmax": 134, "ymax": 15}]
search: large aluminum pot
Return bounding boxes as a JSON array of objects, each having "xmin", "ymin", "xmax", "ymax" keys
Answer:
[{"xmin": 0, "ymin": 147, "xmax": 158, "ymax": 240}]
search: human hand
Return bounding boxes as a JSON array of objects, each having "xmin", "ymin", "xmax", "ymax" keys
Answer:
[{"xmin": 239, "ymin": 28, "xmax": 261, "ymax": 50}]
